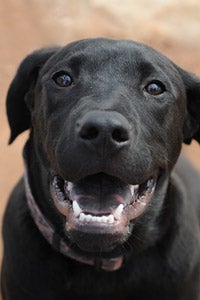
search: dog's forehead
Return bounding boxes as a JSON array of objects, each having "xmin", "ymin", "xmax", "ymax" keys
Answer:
[{"xmin": 43, "ymin": 38, "xmax": 175, "ymax": 74}]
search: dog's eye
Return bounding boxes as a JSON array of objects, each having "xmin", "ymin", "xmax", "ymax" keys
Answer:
[
  {"xmin": 145, "ymin": 81, "xmax": 166, "ymax": 95},
  {"xmin": 52, "ymin": 72, "xmax": 73, "ymax": 87}
]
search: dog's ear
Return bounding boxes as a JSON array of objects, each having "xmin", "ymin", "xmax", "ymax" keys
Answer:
[
  {"xmin": 177, "ymin": 67, "xmax": 200, "ymax": 144},
  {"xmin": 7, "ymin": 47, "xmax": 59, "ymax": 144}
]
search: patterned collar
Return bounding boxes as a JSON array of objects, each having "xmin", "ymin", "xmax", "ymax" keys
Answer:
[{"xmin": 24, "ymin": 168, "xmax": 123, "ymax": 272}]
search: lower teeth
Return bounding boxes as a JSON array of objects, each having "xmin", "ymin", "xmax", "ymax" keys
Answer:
[
  {"xmin": 79, "ymin": 212, "xmax": 115, "ymax": 224},
  {"xmin": 72, "ymin": 201, "xmax": 123, "ymax": 223}
]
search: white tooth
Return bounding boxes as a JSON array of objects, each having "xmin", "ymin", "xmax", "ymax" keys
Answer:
[
  {"xmin": 79, "ymin": 212, "xmax": 85, "ymax": 221},
  {"xmin": 67, "ymin": 182, "xmax": 73, "ymax": 192},
  {"xmin": 114, "ymin": 204, "xmax": 124, "ymax": 220},
  {"xmin": 92, "ymin": 216, "xmax": 99, "ymax": 222},
  {"xmin": 107, "ymin": 214, "xmax": 114, "ymax": 223},
  {"xmin": 72, "ymin": 201, "xmax": 82, "ymax": 217},
  {"xmin": 134, "ymin": 184, "xmax": 139, "ymax": 191},
  {"xmin": 130, "ymin": 185, "xmax": 135, "ymax": 196},
  {"xmin": 102, "ymin": 216, "xmax": 108, "ymax": 223},
  {"xmin": 85, "ymin": 214, "xmax": 92, "ymax": 222}
]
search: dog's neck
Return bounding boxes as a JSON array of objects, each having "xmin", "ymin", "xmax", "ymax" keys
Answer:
[{"xmin": 24, "ymin": 166, "xmax": 123, "ymax": 272}]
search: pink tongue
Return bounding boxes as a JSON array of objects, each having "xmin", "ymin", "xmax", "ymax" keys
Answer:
[{"xmin": 66, "ymin": 174, "xmax": 132, "ymax": 214}]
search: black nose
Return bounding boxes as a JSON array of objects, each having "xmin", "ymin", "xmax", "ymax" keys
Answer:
[{"xmin": 77, "ymin": 111, "xmax": 131, "ymax": 152}]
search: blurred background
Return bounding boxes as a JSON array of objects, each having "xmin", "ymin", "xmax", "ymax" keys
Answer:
[{"xmin": 0, "ymin": 0, "xmax": 200, "ymax": 291}]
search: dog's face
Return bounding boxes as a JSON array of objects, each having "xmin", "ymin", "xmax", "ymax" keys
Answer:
[{"xmin": 7, "ymin": 39, "xmax": 200, "ymax": 256}]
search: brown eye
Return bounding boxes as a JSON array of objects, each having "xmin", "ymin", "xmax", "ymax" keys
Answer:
[
  {"xmin": 145, "ymin": 81, "xmax": 166, "ymax": 95},
  {"xmin": 52, "ymin": 72, "xmax": 73, "ymax": 87}
]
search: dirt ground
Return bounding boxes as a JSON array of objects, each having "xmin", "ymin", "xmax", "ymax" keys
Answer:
[{"xmin": 0, "ymin": 0, "xmax": 200, "ymax": 297}]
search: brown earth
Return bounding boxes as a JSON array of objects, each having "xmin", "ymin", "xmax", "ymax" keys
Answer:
[{"xmin": 0, "ymin": 1, "xmax": 200, "ymax": 297}]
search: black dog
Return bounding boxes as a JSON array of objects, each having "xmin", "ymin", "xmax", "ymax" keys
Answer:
[{"xmin": 1, "ymin": 38, "xmax": 200, "ymax": 300}]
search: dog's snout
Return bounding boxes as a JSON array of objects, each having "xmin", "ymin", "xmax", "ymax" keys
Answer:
[{"xmin": 77, "ymin": 111, "xmax": 131, "ymax": 152}]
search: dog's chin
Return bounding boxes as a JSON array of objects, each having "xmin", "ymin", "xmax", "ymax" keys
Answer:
[{"xmin": 50, "ymin": 172, "xmax": 157, "ymax": 253}]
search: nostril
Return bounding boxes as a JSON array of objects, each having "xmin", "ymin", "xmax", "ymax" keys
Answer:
[
  {"xmin": 112, "ymin": 127, "xmax": 130, "ymax": 143},
  {"xmin": 80, "ymin": 126, "xmax": 99, "ymax": 140}
]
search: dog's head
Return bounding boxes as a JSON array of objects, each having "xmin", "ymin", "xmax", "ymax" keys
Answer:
[{"xmin": 7, "ymin": 39, "xmax": 200, "ymax": 256}]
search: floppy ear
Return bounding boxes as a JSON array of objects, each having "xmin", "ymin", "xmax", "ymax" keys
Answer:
[
  {"xmin": 177, "ymin": 67, "xmax": 200, "ymax": 144},
  {"xmin": 7, "ymin": 47, "xmax": 59, "ymax": 144}
]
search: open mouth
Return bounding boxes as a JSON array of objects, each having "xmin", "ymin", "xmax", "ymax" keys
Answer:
[
  {"xmin": 50, "ymin": 172, "xmax": 157, "ymax": 228},
  {"xmin": 50, "ymin": 172, "xmax": 158, "ymax": 253}
]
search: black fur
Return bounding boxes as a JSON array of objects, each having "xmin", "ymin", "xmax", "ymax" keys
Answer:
[{"xmin": 2, "ymin": 38, "xmax": 200, "ymax": 299}]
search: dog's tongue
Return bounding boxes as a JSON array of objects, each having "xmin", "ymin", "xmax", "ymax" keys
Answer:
[{"xmin": 65, "ymin": 173, "xmax": 132, "ymax": 215}]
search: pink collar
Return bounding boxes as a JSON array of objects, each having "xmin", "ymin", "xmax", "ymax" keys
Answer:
[{"xmin": 24, "ymin": 169, "xmax": 123, "ymax": 272}]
